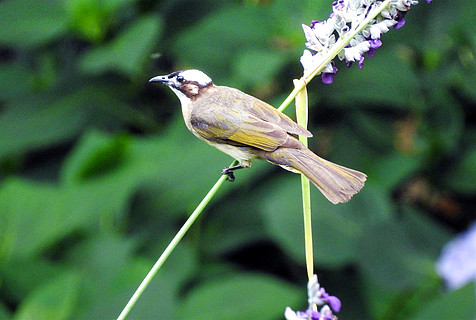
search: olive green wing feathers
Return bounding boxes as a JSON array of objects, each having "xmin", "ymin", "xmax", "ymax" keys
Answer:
[
  {"xmin": 190, "ymin": 86, "xmax": 310, "ymax": 151},
  {"xmin": 191, "ymin": 109, "xmax": 290, "ymax": 151},
  {"xmin": 231, "ymin": 87, "xmax": 312, "ymax": 138}
]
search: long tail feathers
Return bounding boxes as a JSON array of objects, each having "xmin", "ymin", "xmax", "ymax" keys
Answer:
[{"xmin": 266, "ymin": 148, "xmax": 367, "ymax": 204}]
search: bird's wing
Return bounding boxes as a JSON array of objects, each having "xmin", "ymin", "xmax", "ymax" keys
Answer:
[
  {"xmin": 191, "ymin": 109, "xmax": 290, "ymax": 152},
  {"xmin": 223, "ymin": 86, "xmax": 312, "ymax": 138},
  {"xmin": 190, "ymin": 86, "xmax": 311, "ymax": 152}
]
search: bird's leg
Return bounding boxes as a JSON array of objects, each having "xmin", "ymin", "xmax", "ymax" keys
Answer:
[{"xmin": 221, "ymin": 165, "xmax": 244, "ymax": 182}]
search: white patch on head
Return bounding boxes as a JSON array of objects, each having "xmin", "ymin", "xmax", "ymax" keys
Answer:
[
  {"xmin": 179, "ymin": 69, "xmax": 213, "ymax": 86},
  {"xmin": 158, "ymin": 69, "xmax": 213, "ymax": 133}
]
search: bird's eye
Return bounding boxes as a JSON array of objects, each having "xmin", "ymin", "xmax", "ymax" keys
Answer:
[{"xmin": 176, "ymin": 76, "xmax": 184, "ymax": 83}]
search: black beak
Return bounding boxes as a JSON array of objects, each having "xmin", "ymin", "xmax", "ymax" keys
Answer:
[{"xmin": 148, "ymin": 75, "xmax": 169, "ymax": 84}]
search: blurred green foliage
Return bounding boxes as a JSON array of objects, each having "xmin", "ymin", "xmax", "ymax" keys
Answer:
[{"xmin": 0, "ymin": 0, "xmax": 475, "ymax": 319}]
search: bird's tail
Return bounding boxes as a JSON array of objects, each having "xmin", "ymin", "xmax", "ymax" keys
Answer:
[{"xmin": 263, "ymin": 147, "xmax": 367, "ymax": 204}]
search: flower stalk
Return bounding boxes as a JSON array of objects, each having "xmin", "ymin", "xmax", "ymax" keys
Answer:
[
  {"xmin": 285, "ymin": 275, "xmax": 341, "ymax": 320},
  {"xmin": 279, "ymin": 0, "xmax": 394, "ymax": 113},
  {"xmin": 294, "ymin": 79, "xmax": 314, "ymax": 281}
]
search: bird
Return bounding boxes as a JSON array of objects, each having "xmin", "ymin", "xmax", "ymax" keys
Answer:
[{"xmin": 149, "ymin": 69, "xmax": 366, "ymax": 204}]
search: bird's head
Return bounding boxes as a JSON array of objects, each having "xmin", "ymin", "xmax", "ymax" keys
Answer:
[{"xmin": 149, "ymin": 69, "xmax": 213, "ymax": 101}]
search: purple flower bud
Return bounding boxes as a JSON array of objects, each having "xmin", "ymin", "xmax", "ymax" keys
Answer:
[
  {"xmin": 393, "ymin": 11, "xmax": 407, "ymax": 29},
  {"xmin": 321, "ymin": 73, "xmax": 335, "ymax": 84},
  {"xmin": 310, "ymin": 20, "xmax": 323, "ymax": 28},
  {"xmin": 325, "ymin": 295, "xmax": 342, "ymax": 312},
  {"xmin": 358, "ymin": 55, "xmax": 365, "ymax": 69},
  {"xmin": 321, "ymin": 63, "xmax": 338, "ymax": 84},
  {"xmin": 367, "ymin": 38, "xmax": 382, "ymax": 57}
]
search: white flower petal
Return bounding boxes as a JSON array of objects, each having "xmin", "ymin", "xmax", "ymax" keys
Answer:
[{"xmin": 284, "ymin": 307, "xmax": 300, "ymax": 320}]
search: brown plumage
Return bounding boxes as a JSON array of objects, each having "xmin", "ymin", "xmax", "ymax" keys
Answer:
[{"xmin": 149, "ymin": 69, "xmax": 366, "ymax": 204}]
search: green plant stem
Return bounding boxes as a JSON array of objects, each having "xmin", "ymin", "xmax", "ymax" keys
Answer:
[
  {"xmin": 301, "ymin": 174, "xmax": 313, "ymax": 280},
  {"xmin": 116, "ymin": 162, "xmax": 236, "ymax": 320},
  {"xmin": 294, "ymin": 80, "xmax": 313, "ymax": 280}
]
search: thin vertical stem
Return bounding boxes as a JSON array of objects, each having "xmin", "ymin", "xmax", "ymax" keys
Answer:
[{"xmin": 294, "ymin": 80, "xmax": 314, "ymax": 280}]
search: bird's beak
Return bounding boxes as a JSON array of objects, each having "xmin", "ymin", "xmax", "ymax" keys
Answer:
[{"xmin": 148, "ymin": 75, "xmax": 169, "ymax": 84}]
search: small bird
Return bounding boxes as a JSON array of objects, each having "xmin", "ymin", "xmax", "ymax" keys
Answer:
[{"xmin": 149, "ymin": 69, "xmax": 366, "ymax": 204}]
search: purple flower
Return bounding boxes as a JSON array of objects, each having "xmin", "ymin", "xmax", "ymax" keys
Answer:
[
  {"xmin": 285, "ymin": 275, "xmax": 340, "ymax": 320},
  {"xmin": 307, "ymin": 275, "xmax": 341, "ymax": 312},
  {"xmin": 285, "ymin": 306, "xmax": 337, "ymax": 320},
  {"xmin": 300, "ymin": 0, "xmax": 433, "ymax": 82},
  {"xmin": 436, "ymin": 222, "xmax": 476, "ymax": 290},
  {"xmin": 358, "ymin": 55, "xmax": 365, "ymax": 69},
  {"xmin": 393, "ymin": 11, "xmax": 407, "ymax": 29},
  {"xmin": 285, "ymin": 308, "xmax": 321, "ymax": 320},
  {"xmin": 321, "ymin": 73, "xmax": 334, "ymax": 84},
  {"xmin": 321, "ymin": 62, "xmax": 338, "ymax": 84},
  {"xmin": 319, "ymin": 306, "xmax": 336, "ymax": 320},
  {"xmin": 310, "ymin": 20, "xmax": 323, "ymax": 29},
  {"xmin": 367, "ymin": 38, "xmax": 382, "ymax": 57}
]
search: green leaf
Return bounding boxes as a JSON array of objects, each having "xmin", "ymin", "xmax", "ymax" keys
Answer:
[
  {"xmin": 61, "ymin": 133, "xmax": 129, "ymax": 183},
  {"xmin": 232, "ymin": 49, "xmax": 288, "ymax": 89},
  {"xmin": 0, "ymin": 61, "xmax": 34, "ymax": 100},
  {"xmin": 261, "ymin": 174, "xmax": 392, "ymax": 267},
  {"xmin": 201, "ymin": 179, "xmax": 269, "ymax": 256},
  {"xmin": 0, "ymin": 303, "xmax": 11, "ymax": 320},
  {"xmin": 121, "ymin": 245, "xmax": 197, "ymax": 320},
  {"xmin": 0, "ymin": 178, "xmax": 98, "ymax": 260},
  {"xmin": 65, "ymin": 0, "xmax": 135, "ymax": 42},
  {"xmin": 356, "ymin": 219, "xmax": 440, "ymax": 318},
  {"xmin": 0, "ymin": 95, "xmax": 86, "ymax": 161},
  {"xmin": 443, "ymin": 146, "xmax": 476, "ymax": 194},
  {"xmin": 68, "ymin": 234, "xmax": 196, "ymax": 320},
  {"xmin": 422, "ymin": 95, "xmax": 465, "ymax": 156},
  {"xmin": 408, "ymin": 282, "xmax": 476, "ymax": 320},
  {"xmin": 322, "ymin": 45, "xmax": 422, "ymax": 110},
  {"xmin": 370, "ymin": 153, "xmax": 422, "ymax": 192},
  {"xmin": 170, "ymin": 6, "xmax": 273, "ymax": 78},
  {"xmin": 177, "ymin": 273, "xmax": 303, "ymax": 320},
  {"xmin": 0, "ymin": 0, "xmax": 68, "ymax": 47},
  {"xmin": 60, "ymin": 123, "xmax": 233, "ymax": 216},
  {"xmin": 13, "ymin": 273, "xmax": 80, "ymax": 320},
  {"xmin": 0, "ymin": 258, "xmax": 66, "ymax": 303},
  {"xmin": 79, "ymin": 15, "xmax": 162, "ymax": 78},
  {"xmin": 399, "ymin": 206, "xmax": 452, "ymax": 257},
  {"xmin": 346, "ymin": 111, "xmax": 395, "ymax": 152}
]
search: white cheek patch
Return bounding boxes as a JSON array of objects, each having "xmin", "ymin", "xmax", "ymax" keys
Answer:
[
  {"xmin": 189, "ymin": 84, "xmax": 199, "ymax": 95},
  {"xmin": 180, "ymin": 69, "xmax": 212, "ymax": 86}
]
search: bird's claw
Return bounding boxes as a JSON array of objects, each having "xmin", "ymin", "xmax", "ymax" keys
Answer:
[{"xmin": 222, "ymin": 167, "xmax": 235, "ymax": 182}]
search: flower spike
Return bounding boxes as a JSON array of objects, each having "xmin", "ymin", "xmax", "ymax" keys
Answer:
[
  {"xmin": 285, "ymin": 275, "xmax": 341, "ymax": 320},
  {"xmin": 301, "ymin": 0, "xmax": 433, "ymax": 83}
]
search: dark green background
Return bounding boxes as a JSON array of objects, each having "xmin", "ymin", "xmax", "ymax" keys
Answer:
[{"xmin": 0, "ymin": 0, "xmax": 475, "ymax": 319}]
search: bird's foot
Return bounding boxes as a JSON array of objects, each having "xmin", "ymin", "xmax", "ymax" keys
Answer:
[
  {"xmin": 221, "ymin": 165, "xmax": 243, "ymax": 182},
  {"xmin": 222, "ymin": 167, "xmax": 236, "ymax": 182}
]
